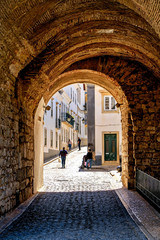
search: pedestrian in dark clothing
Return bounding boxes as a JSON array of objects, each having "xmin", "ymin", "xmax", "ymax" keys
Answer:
[
  {"xmin": 59, "ymin": 147, "xmax": 68, "ymax": 168},
  {"xmin": 86, "ymin": 148, "xmax": 93, "ymax": 169},
  {"xmin": 77, "ymin": 137, "xmax": 81, "ymax": 150}
]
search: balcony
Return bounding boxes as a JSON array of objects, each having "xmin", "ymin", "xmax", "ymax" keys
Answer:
[
  {"xmin": 83, "ymin": 103, "xmax": 87, "ymax": 111},
  {"xmin": 61, "ymin": 112, "xmax": 74, "ymax": 127},
  {"xmin": 55, "ymin": 118, "xmax": 61, "ymax": 129}
]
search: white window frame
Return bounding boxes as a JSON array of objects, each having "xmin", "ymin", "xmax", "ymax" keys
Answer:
[
  {"xmin": 51, "ymin": 100, "xmax": 53, "ymax": 117},
  {"xmin": 104, "ymin": 96, "xmax": 116, "ymax": 111}
]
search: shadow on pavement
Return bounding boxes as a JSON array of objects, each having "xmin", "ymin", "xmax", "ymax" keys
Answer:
[{"xmin": 0, "ymin": 190, "xmax": 147, "ymax": 240}]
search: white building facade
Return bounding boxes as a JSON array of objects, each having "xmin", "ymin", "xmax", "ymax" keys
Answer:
[
  {"xmin": 87, "ymin": 84, "xmax": 122, "ymax": 166},
  {"xmin": 43, "ymin": 84, "xmax": 87, "ymax": 161},
  {"xmin": 95, "ymin": 85, "xmax": 122, "ymax": 165}
]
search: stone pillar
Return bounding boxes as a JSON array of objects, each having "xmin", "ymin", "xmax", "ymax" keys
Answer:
[{"xmin": 34, "ymin": 98, "xmax": 44, "ymax": 193}]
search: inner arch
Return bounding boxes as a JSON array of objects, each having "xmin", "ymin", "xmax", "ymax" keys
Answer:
[{"xmin": 44, "ymin": 70, "xmax": 124, "ymax": 105}]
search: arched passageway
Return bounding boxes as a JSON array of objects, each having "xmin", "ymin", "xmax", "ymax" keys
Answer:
[
  {"xmin": 34, "ymin": 70, "xmax": 129, "ymax": 195},
  {"xmin": 0, "ymin": 0, "xmax": 160, "ymax": 216}
]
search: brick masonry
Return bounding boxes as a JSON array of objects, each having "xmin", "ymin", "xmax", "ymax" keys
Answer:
[{"xmin": 0, "ymin": 0, "xmax": 160, "ymax": 217}]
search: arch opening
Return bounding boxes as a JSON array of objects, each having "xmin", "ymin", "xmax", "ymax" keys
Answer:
[
  {"xmin": 0, "ymin": 0, "xmax": 160, "ymax": 218},
  {"xmin": 33, "ymin": 69, "xmax": 132, "ymax": 195},
  {"xmin": 13, "ymin": 55, "xmax": 160, "ymax": 218}
]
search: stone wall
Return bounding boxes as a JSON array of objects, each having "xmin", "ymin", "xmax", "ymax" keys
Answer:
[
  {"xmin": 0, "ymin": 71, "xmax": 19, "ymax": 216},
  {"xmin": 0, "ymin": 0, "xmax": 159, "ymax": 217},
  {"xmin": 0, "ymin": 70, "xmax": 34, "ymax": 217},
  {"xmin": 1, "ymin": 54, "xmax": 160, "ymax": 217}
]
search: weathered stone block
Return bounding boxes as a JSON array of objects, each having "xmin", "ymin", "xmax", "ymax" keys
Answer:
[
  {"xmin": 17, "ymin": 168, "xmax": 26, "ymax": 181},
  {"xmin": 26, "ymin": 167, "xmax": 33, "ymax": 178}
]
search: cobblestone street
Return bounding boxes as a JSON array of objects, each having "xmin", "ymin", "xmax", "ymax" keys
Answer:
[{"xmin": 0, "ymin": 147, "xmax": 148, "ymax": 239}]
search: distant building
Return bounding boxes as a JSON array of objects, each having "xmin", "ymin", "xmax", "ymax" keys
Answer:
[
  {"xmin": 87, "ymin": 84, "xmax": 122, "ymax": 166},
  {"xmin": 43, "ymin": 84, "xmax": 87, "ymax": 161}
]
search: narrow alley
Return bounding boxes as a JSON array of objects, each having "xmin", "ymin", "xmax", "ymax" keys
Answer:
[{"xmin": 0, "ymin": 148, "xmax": 159, "ymax": 240}]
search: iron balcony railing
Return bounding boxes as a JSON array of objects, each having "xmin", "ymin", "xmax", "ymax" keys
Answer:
[
  {"xmin": 83, "ymin": 103, "xmax": 87, "ymax": 111},
  {"xmin": 61, "ymin": 112, "xmax": 74, "ymax": 127},
  {"xmin": 55, "ymin": 118, "xmax": 61, "ymax": 129},
  {"xmin": 136, "ymin": 169, "xmax": 160, "ymax": 210}
]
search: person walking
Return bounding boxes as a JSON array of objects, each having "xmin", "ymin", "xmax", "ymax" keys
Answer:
[
  {"xmin": 77, "ymin": 137, "xmax": 81, "ymax": 151},
  {"xmin": 86, "ymin": 148, "xmax": 93, "ymax": 169},
  {"xmin": 68, "ymin": 139, "xmax": 72, "ymax": 151},
  {"xmin": 59, "ymin": 147, "xmax": 68, "ymax": 168}
]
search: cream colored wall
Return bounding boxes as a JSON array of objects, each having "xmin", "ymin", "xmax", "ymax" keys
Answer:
[
  {"xmin": 81, "ymin": 137, "xmax": 87, "ymax": 146},
  {"xmin": 95, "ymin": 85, "xmax": 122, "ymax": 162},
  {"xmin": 34, "ymin": 98, "xmax": 44, "ymax": 193},
  {"xmin": 61, "ymin": 123, "xmax": 70, "ymax": 150}
]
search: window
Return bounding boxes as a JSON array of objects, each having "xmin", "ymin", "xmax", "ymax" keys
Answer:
[
  {"xmin": 50, "ymin": 130, "xmax": 53, "ymax": 147},
  {"xmin": 85, "ymin": 126, "xmax": 87, "ymax": 136},
  {"xmin": 56, "ymin": 132, "xmax": 58, "ymax": 148},
  {"xmin": 66, "ymin": 130, "xmax": 67, "ymax": 143},
  {"xmin": 44, "ymin": 128, "xmax": 47, "ymax": 146},
  {"xmin": 79, "ymin": 121, "xmax": 81, "ymax": 134},
  {"xmin": 51, "ymin": 100, "xmax": 53, "ymax": 117},
  {"xmin": 59, "ymin": 104, "xmax": 61, "ymax": 119},
  {"xmin": 104, "ymin": 97, "xmax": 109, "ymax": 110},
  {"xmin": 111, "ymin": 97, "xmax": 116, "ymax": 110},
  {"xmin": 55, "ymin": 105, "xmax": 58, "ymax": 127},
  {"xmin": 104, "ymin": 96, "xmax": 116, "ymax": 111},
  {"xmin": 77, "ymin": 88, "xmax": 81, "ymax": 104},
  {"xmin": 64, "ymin": 129, "xmax": 65, "ymax": 142},
  {"xmin": 61, "ymin": 102, "xmax": 63, "ymax": 113},
  {"xmin": 61, "ymin": 128, "xmax": 63, "ymax": 141}
]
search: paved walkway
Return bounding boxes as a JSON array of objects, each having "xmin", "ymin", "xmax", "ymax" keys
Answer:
[{"xmin": 0, "ymin": 147, "xmax": 160, "ymax": 239}]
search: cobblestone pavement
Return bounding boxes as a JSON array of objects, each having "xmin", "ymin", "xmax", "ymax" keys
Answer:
[{"xmin": 0, "ymin": 147, "xmax": 147, "ymax": 240}]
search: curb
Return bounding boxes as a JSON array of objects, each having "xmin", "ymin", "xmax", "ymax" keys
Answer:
[
  {"xmin": 109, "ymin": 174, "xmax": 159, "ymax": 240},
  {"xmin": 0, "ymin": 193, "xmax": 38, "ymax": 234}
]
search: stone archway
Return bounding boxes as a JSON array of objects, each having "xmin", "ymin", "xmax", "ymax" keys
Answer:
[
  {"xmin": 8, "ymin": 55, "xmax": 159, "ymax": 216},
  {"xmin": 31, "ymin": 56, "xmax": 159, "ymax": 194},
  {"xmin": 0, "ymin": 0, "xmax": 160, "ymax": 217},
  {"xmin": 33, "ymin": 69, "xmax": 130, "ymax": 193}
]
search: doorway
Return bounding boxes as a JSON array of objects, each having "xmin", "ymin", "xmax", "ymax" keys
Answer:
[
  {"xmin": 103, "ymin": 132, "xmax": 119, "ymax": 165},
  {"xmin": 104, "ymin": 134, "xmax": 117, "ymax": 161}
]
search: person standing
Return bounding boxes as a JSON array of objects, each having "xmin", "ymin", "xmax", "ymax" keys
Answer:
[
  {"xmin": 77, "ymin": 137, "xmax": 81, "ymax": 151},
  {"xmin": 68, "ymin": 139, "xmax": 72, "ymax": 151},
  {"xmin": 59, "ymin": 147, "xmax": 68, "ymax": 168},
  {"xmin": 86, "ymin": 148, "xmax": 93, "ymax": 169}
]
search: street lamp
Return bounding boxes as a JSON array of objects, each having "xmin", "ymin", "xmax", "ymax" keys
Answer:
[
  {"xmin": 82, "ymin": 118, "xmax": 85, "ymax": 124},
  {"xmin": 43, "ymin": 105, "xmax": 51, "ymax": 111}
]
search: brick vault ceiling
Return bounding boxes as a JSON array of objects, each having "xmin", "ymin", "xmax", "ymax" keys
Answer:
[
  {"xmin": 1, "ymin": 0, "xmax": 159, "ymax": 74},
  {"xmin": 0, "ymin": 0, "xmax": 159, "ymax": 111}
]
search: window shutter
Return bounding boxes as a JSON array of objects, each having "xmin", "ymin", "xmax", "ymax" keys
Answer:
[
  {"xmin": 44, "ymin": 129, "xmax": 47, "ymax": 146},
  {"xmin": 111, "ymin": 97, "xmax": 116, "ymax": 109},
  {"xmin": 104, "ymin": 96, "xmax": 109, "ymax": 110}
]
